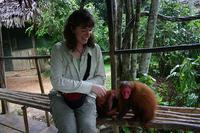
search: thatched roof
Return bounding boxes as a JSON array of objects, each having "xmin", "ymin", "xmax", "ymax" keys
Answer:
[{"xmin": 0, "ymin": 0, "xmax": 39, "ymax": 28}]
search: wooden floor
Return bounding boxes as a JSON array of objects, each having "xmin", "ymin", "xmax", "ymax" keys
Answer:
[{"xmin": 0, "ymin": 113, "xmax": 57, "ymax": 133}]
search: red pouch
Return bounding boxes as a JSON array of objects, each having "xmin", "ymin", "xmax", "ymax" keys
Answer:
[{"xmin": 62, "ymin": 93, "xmax": 86, "ymax": 109}]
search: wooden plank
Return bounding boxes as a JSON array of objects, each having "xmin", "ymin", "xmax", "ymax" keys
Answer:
[
  {"xmin": 0, "ymin": 95, "xmax": 50, "ymax": 111},
  {"xmin": 155, "ymin": 117, "xmax": 200, "ymax": 124},
  {"xmin": 158, "ymin": 105, "xmax": 200, "ymax": 113},
  {"xmin": 0, "ymin": 90, "xmax": 50, "ymax": 103},
  {"xmin": 0, "ymin": 93, "xmax": 49, "ymax": 106},
  {"xmin": 157, "ymin": 109, "xmax": 200, "ymax": 117},
  {"xmin": 97, "ymin": 118, "xmax": 200, "ymax": 131},
  {"xmin": 150, "ymin": 120, "xmax": 200, "ymax": 131},
  {"xmin": 156, "ymin": 112, "xmax": 200, "ymax": 121}
]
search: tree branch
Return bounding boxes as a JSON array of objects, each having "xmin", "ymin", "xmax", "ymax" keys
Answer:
[
  {"xmin": 125, "ymin": 11, "xmax": 200, "ymax": 30},
  {"xmin": 141, "ymin": 11, "xmax": 200, "ymax": 22}
]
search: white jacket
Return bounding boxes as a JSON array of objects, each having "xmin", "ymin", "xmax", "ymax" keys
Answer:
[{"xmin": 50, "ymin": 42, "xmax": 106, "ymax": 98}]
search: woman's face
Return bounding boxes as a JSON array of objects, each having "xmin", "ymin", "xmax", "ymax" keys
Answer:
[{"xmin": 73, "ymin": 26, "xmax": 93, "ymax": 46}]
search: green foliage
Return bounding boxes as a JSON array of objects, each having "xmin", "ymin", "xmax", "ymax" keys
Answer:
[
  {"xmin": 36, "ymin": 0, "xmax": 78, "ymax": 42},
  {"xmin": 156, "ymin": 82, "xmax": 170, "ymax": 105},
  {"xmin": 42, "ymin": 69, "xmax": 51, "ymax": 78},
  {"xmin": 149, "ymin": 1, "xmax": 200, "ymax": 108},
  {"xmin": 104, "ymin": 63, "xmax": 111, "ymax": 73},
  {"xmin": 137, "ymin": 17, "xmax": 148, "ymax": 48},
  {"xmin": 88, "ymin": 0, "xmax": 107, "ymax": 21},
  {"xmin": 83, "ymin": 3, "xmax": 109, "ymax": 51},
  {"xmin": 26, "ymin": 0, "xmax": 109, "ymax": 54},
  {"xmin": 155, "ymin": 0, "xmax": 200, "ymax": 47},
  {"xmin": 152, "ymin": 0, "xmax": 200, "ymax": 79},
  {"xmin": 156, "ymin": 80, "xmax": 177, "ymax": 106},
  {"xmin": 25, "ymin": 0, "xmax": 80, "ymax": 55},
  {"xmin": 160, "ymin": 0, "xmax": 190, "ymax": 17},
  {"xmin": 138, "ymin": 74, "xmax": 163, "ymax": 104},
  {"xmin": 121, "ymin": 126, "xmax": 131, "ymax": 133},
  {"xmin": 167, "ymin": 57, "xmax": 200, "ymax": 106},
  {"xmin": 104, "ymin": 63, "xmax": 111, "ymax": 90},
  {"xmin": 138, "ymin": 74, "xmax": 156, "ymax": 88}
]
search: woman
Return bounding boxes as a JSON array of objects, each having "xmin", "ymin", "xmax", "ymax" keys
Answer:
[{"xmin": 50, "ymin": 9, "xmax": 107, "ymax": 133}]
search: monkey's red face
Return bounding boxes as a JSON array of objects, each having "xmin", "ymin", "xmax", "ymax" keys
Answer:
[{"xmin": 121, "ymin": 87, "xmax": 132, "ymax": 99}]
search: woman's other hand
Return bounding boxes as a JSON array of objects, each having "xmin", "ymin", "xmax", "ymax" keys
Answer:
[{"xmin": 91, "ymin": 85, "xmax": 107, "ymax": 97}]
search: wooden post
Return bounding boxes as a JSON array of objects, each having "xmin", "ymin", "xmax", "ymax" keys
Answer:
[
  {"xmin": 0, "ymin": 25, "xmax": 9, "ymax": 114},
  {"xmin": 106, "ymin": 0, "xmax": 117, "ymax": 89},
  {"xmin": 35, "ymin": 58, "xmax": 45, "ymax": 93},
  {"xmin": 21, "ymin": 106, "xmax": 29, "ymax": 133},
  {"xmin": 32, "ymin": 10, "xmax": 51, "ymax": 124},
  {"xmin": 35, "ymin": 58, "xmax": 50, "ymax": 127}
]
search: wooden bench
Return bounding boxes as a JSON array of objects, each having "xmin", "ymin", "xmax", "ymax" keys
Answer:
[
  {"xmin": 0, "ymin": 88, "xmax": 50, "ymax": 133},
  {"xmin": 0, "ymin": 88, "xmax": 200, "ymax": 133}
]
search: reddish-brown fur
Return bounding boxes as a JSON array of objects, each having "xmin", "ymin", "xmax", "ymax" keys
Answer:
[
  {"xmin": 117, "ymin": 81, "xmax": 157, "ymax": 125},
  {"xmin": 96, "ymin": 90, "xmax": 118, "ymax": 118}
]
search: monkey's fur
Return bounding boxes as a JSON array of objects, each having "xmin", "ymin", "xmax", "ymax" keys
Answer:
[
  {"xmin": 117, "ymin": 81, "xmax": 157, "ymax": 125},
  {"xmin": 96, "ymin": 90, "xmax": 118, "ymax": 118}
]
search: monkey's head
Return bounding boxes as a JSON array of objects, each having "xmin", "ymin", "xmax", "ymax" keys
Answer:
[{"xmin": 119, "ymin": 81, "xmax": 132, "ymax": 100}]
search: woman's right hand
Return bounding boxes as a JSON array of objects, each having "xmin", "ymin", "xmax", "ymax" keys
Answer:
[{"xmin": 91, "ymin": 85, "xmax": 107, "ymax": 97}]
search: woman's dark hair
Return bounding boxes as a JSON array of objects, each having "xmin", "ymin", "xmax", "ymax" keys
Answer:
[{"xmin": 63, "ymin": 9, "xmax": 95, "ymax": 51}]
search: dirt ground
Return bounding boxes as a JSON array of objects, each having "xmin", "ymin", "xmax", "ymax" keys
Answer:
[
  {"xmin": 5, "ymin": 69, "xmax": 52, "ymax": 93},
  {"xmin": 4, "ymin": 69, "xmax": 53, "ymax": 122}
]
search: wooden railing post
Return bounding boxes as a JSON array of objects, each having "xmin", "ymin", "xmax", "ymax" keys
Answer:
[
  {"xmin": 35, "ymin": 58, "xmax": 45, "ymax": 93},
  {"xmin": 0, "ymin": 26, "xmax": 9, "ymax": 114},
  {"xmin": 21, "ymin": 106, "xmax": 29, "ymax": 133},
  {"xmin": 34, "ymin": 58, "xmax": 50, "ymax": 127}
]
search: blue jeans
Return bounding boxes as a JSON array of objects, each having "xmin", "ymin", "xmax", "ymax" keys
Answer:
[{"xmin": 49, "ymin": 91, "xmax": 97, "ymax": 133}]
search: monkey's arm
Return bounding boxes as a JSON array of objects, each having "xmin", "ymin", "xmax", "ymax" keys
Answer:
[{"xmin": 117, "ymin": 100, "xmax": 130, "ymax": 119}]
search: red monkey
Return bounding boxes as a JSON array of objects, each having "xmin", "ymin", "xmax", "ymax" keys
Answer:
[
  {"xmin": 96, "ymin": 90, "xmax": 118, "ymax": 118},
  {"xmin": 117, "ymin": 81, "xmax": 157, "ymax": 125}
]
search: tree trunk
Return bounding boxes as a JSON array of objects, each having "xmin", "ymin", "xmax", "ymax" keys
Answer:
[
  {"xmin": 120, "ymin": 0, "xmax": 134, "ymax": 80},
  {"xmin": 106, "ymin": 0, "xmax": 118, "ymax": 88},
  {"xmin": 139, "ymin": 0, "xmax": 160, "ymax": 74},
  {"xmin": 116, "ymin": 0, "xmax": 123, "ymax": 85},
  {"xmin": 188, "ymin": 0, "xmax": 195, "ymax": 15},
  {"xmin": 131, "ymin": 0, "xmax": 141, "ymax": 79},
  {"xmin": 0, "ymin": 26, "xmax": 9, "ymax": 113}
]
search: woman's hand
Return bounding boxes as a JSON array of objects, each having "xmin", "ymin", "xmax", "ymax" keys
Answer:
[{"xmin": 91, "ymin": 85, "xmax": 107, "ymax": 97}]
